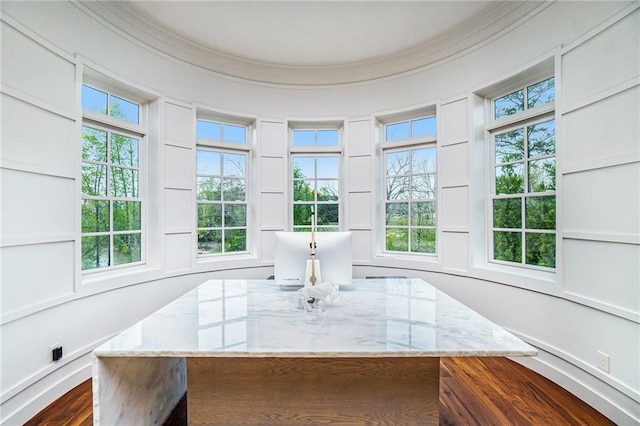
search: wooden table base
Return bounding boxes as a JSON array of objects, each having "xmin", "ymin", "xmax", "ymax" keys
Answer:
[{"xmin": 187, "ymin": 357, "xmax": 439, "ymax": 425}]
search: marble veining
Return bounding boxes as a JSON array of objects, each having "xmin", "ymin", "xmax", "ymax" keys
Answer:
[
  {"xmin": 93, "ymin": 278, "xmax": 536, "ymax": 424},
  {"xmin": 94, "ymin": 279, "xmax": 536, "ymax": 357}
]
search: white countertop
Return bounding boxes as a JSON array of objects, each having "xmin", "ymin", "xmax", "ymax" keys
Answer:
[{"xmin": 94, "ymin": 278, "xmax": 536, "ymax": 358}]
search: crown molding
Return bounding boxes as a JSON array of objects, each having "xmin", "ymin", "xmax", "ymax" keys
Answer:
[{"xmin": 74, "ymin": 1, "xmax": 548, "ymax": 86}]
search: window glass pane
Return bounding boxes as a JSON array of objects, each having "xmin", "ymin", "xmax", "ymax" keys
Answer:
[
  {"xmin": 411, "ymin": 228, "xmax": 435, "ymax": 253},
  {"xmin": 223, "ymin": 178, "xmax": 245, "ymax": 201},
  {"xmin": 293, "ymin": 130, "xmax": 315, "ymax": 146},
  {"xmin": 527, "ymin": 120, "xmax": 555, "ymax": 157},
  {"xmin": 493, "ymin": 198, "xmax": 522, "ymax": 228},
  {"xmin": 82, "ymin": 200, "xmax": 109, "ymax": 233},
  {"xmin": 82, "ymin": 235, "xmax": 110, "ymax": 270},
  {"xmin": 293, "ymin": 204, "xmax": 313, "ymax": 227},
  {"xmin": 412, "ymin": 148, "xmax": 436, "ymax": 174},
  {"xmin": 317, "ymin": 180, "xmax": 339, "ymax": 201},
  {"xmin": 386, "ymin": 151, "xmax": 410, "ymax": 176},
  {"xmin": 197, "ymin": 150, "xmax": 221, "ymax": 175},
  {"xmin": 81, "ymin": 85, "xmax": 107, "ymax": 114},
  {"xmin": 110, "ymin": 167, "xmax": 138, "ymax": 198},
  {"xmin": 113, "ymin": 201, "xmax": 141, "ymax": 231},
  {"xmin": 317, "ymin": 204, "xmax": 339, "ymax": 226},
  {"xmin": 293, "ymin": 157, "xmax": 315, "ymax": 179},
  {"xmin": 111, "ymin": 134, "xmax": 139, "ymax": 167},
  {"xmin": 197, "ymin": 120, "xmax": 221, "ymax": 140},
  {"xmin": 82, "ymin": 164, "xmax": 107, "ymax": 196},
  {"xmin": 411, "ymin": 201, "xmax": 436, "ymax": 226},
  {"xmin": 198, "ymin": 230, "xmax": 222, "ymax": 254},
  {"xmin": 110, "ymin": 96, "xmax": 139, "ymax": 124},
  {"xmin": 222, "ymin": 124, "xmax": 246, "ymax": 143},
  {"xmin": 386, "ymin": 228, "xmax": 408, "ymax": 251},
  {"xmin": 494, "ymin": 89, "xmax": 524, "ymax": 119},
  {"xmin": 197, "ymin": 177, "xmax": 221, "ymax": 200},
  {"xmin": 198, "ymin": 204, "xmax": 222, "ymax": 228},
  {"xmin": 386, "ymin": 203, "xmax": 408, "ymax": 225},
  {"xmin": 113, "ymin": 233, "xmax": 141, "ymax": 264},
  {"xmin": 387, "ymin": 176, "xmax": 410, "ymax": 200},
  {"xmin": 525, "ymin": 233, "xmax": 556, "ymax": 268},
  {"xmin": 412, "ymin": 174, "xmax": 436, "ymax": 200},
  {"xmin": 223, "ymin": 153, "xmax": 245, "ymax": 178},
  {"xmin": 82, "ymin": 126, "xmax": 107, "ymax": 162},
  {"xmin": 527, "ymin": 77, "xmax": 555, "ymax": 109},
  {"xmin": 528, "ymin": 158, "xmax": 556, "ymax": 192},
  {"xmin": 493, "ymin": 231, "xmax": 521, "ymax": 262},
  {"xmin": 225, "ymin": 229, "xmax": 247, "ymax": 252},
  {"xmin": 525, "ymin": 196, "xmax": 556, "ymax": 230},
  {"xmin": 317, "ymin": 156, "xmax": 339, "ymax": 178},
  {"xmin": 293, "ymin": 180, "xmax": 315, "ymax": 201},
  {"xmin": 411, "ymin": 117, "xmax": 436, "ymax": 137},
  {"xmin": 386, "ymin": 122, "xmax": 409, "ymax": 141},
  {"xmin": 495, "ymin": 163, "xmax": 524, "ymax": 194},
  {"xmin": 224, "ymin": 205, "xmax": 246, "ymax": 226},
  {"xmin": 495, "ymin": 129, "xmax": 524, "ymax": 164},
  {"xmin": 317, "ymin": 130, "xmax": 339, "ymax": 146}
]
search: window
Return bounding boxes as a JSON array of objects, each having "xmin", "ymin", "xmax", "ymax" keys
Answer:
[
  {"xmin": 489, "ymin": 77, "xmax": 556, "ymax": 269},
  {"xmin": 196, "ymin": 117, "xmax": 250, "ymax": 255},
  {"xmin": 382, "ymin": 113, "xmax": 437, "ymax": 254},
  {"xmin": 81, "ymin": 84, "xmax": 143, "ymax": 271},
  {"xmin": 196, "ymin": 119, "xmax": 246, "ymax": 144},
  {"xmin": 290, "ymin": 127, "xmax": 341, "ymax": 232},
  {"xmin": 386, "ymin": 116, "xmax": 437, "ymax": 142}
]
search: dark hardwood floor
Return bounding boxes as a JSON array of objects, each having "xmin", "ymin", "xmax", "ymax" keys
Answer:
[{"xmin": 25, "ymin": 357, "xmax": 614, "ymax": 425}]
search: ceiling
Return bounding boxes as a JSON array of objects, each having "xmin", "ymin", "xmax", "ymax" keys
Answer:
[
  {"xmin": 83, "ymin": 1, "xmax": 543, "ymax": 85},
  {"xmin": 126, "ymin": 1, "xmax": 498, "ymax": 67}
]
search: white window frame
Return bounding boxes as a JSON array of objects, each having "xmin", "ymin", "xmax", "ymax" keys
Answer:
[
  {"xmin": 196, "ymin": 111, "xmax": 253, "ymax": 257},
  {"xmin": 80, "ymin": 76, "xmax": 149, "ymax": 274},
  {"xmin": 379, "ymin": 111, "xmax": 438, "ymax": 256},
  {"xmin": 288, "ymin": 121, "xmax": 344, "ymax": 232},
  {"xmin": 485, "ymin": 75, "xmax": 557, "ymax": 271}
]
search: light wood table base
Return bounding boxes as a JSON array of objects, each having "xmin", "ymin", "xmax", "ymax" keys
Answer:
[{"xmin": 187, "ymin": 357, "xmax": 439, "ymax": 425}]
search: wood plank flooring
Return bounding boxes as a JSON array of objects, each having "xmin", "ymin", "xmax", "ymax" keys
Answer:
[{"xmin": 25, "ymin": 357, "xmax": 615, "ymax": 425}]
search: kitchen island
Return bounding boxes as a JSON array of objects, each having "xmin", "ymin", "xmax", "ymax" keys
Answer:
[{"xmin": 92, "ymin": 278, "xmax": 536, "ymax": 425}]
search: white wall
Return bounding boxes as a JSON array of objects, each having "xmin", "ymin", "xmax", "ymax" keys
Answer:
[{"xmin": 1, "ymin": 1, "xmax": 638, "ymax": 424}]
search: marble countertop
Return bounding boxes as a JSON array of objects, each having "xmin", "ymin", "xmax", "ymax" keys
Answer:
[{"xmin": 94, "ymin": 278, "xmax": 537, "ymax": 358}]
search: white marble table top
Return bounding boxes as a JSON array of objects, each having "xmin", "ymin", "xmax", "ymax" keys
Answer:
[{"xmin": 94, "ymin": 278, "xmax": 536, "ymax": 358}]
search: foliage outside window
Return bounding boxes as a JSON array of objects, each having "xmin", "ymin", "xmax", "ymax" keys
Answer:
[
  {"xmin": 385, "ymin": 146, "xmax": 437, "ymax": 253},
  {"xmin": 491, "ymin": 77, "xmax": 556, "ymax": 268},
  {"xmin": 196, "ymin": 148, "xmax": 248, "ymax": 254},
  {"xmin": 494, "ymin": 77, "xmax": 555, "ymax": 120},
  {"xmin": 382, "ymin": 114, "xmax": 437, "ymax": 254},
  {"xmin": 82, "ymin": 85, "xmax": 140, "ymax": 125},
  {"xmin": 290, "ymin": 128, "xmax": 341, "ymax": 231},
  {"xmin": 292, "ymin": 155, "xmax": 340, "ymax": 232},
  {"xmin": 81, "ymin": 84, "xmax": 142, "ymax": 270}
]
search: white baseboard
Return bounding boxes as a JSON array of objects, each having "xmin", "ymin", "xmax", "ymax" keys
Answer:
[
  {"xmin": 1, "ymin": 356, "xmax": 92, "ymax": 425},
  {"xmin": 512, "ymin": 350, "xmax": 640, "ymax": 425}
]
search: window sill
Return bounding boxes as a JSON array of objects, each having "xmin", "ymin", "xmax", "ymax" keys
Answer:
[
  {"xmin": 79, "ymin": 264, "xmax": 163, "ymax": 295},
  {"xmin": 374, "ymin": 253, "xmax": 442, "ymax": 272},
  {"xmin": 468, "ymin": 261, "xmax": 560, "ymax": 295},
  {"xmin": 194, "ymin": 253, "xmax": 261, "ymax": 271}
]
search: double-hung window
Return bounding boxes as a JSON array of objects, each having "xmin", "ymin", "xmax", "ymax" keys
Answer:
[
  {"xmin": 489, "ymin": 77, "xmax": 556, "ymax": 269},
  {"xmin": 290, "ymin": 126, "xmax": 342, "ymax": 232},
  {"xmin": 382, "ymin": 114, "xmax": 437, "ymax": 254},
  {"xmin": 196, "ymin": 116, "xmax": 250, "ymax": 255},
  {"xmin": 80, "ymin": 83, "xmax": 145, "ymax": 271}
]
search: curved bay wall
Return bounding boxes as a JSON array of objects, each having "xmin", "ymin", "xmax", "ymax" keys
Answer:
[{"xmin": 1, "ymin": 1, "xmax": 638, "ymax": 424}]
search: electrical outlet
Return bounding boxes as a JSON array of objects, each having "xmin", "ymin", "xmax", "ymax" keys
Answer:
[
  {"xmin": 50, "ymin": 343, "xmax": 63, "ymax": 362},
  {"xmin": 597, "ymin": 351, "xmax": 610, "ymax": 373}
]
